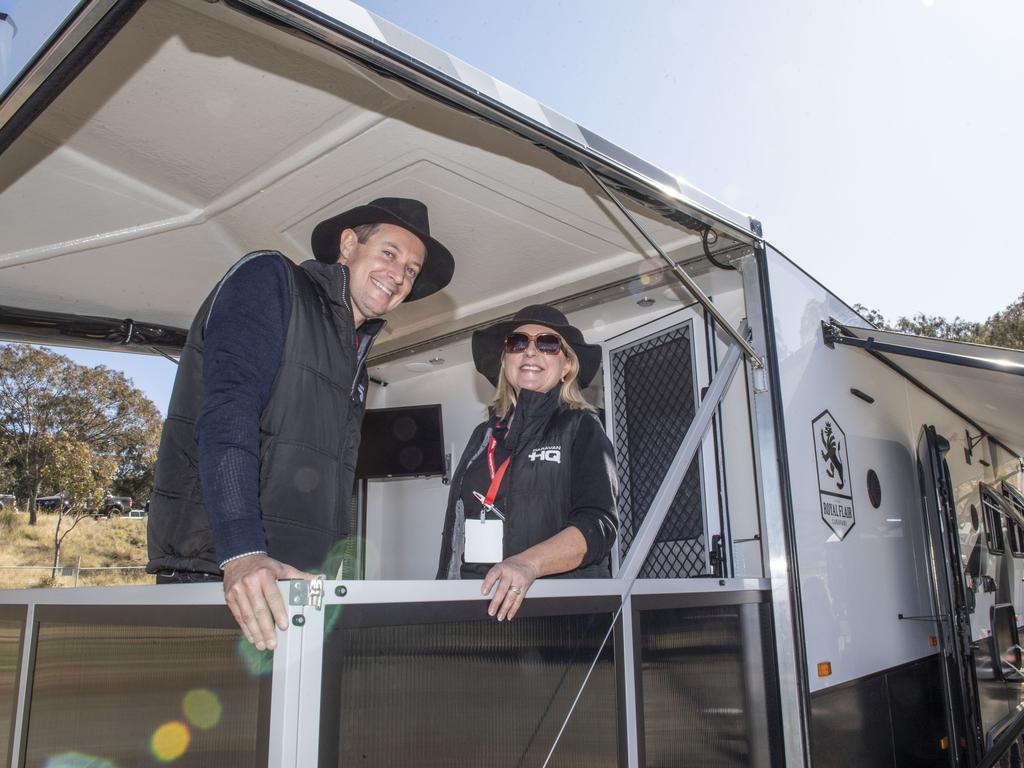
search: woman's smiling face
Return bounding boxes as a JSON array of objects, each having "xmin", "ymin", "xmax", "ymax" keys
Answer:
[{"xmin": 502, "ymin": 324, "xmax": 571, "ymax": 394}]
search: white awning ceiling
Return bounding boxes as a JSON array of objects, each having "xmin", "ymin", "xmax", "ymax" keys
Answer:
[
  {"xmin": 0, "ymin": 0, "xmax": 749, "ymax": 359},
  {"xmin": 836, "ymin": 324, "xmax": 1024, "ymax": 456}
]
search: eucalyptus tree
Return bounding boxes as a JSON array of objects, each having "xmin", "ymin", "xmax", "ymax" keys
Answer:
[{"xmin": 0, "ymin": 344, "xmax": 162, "ymax": 524}]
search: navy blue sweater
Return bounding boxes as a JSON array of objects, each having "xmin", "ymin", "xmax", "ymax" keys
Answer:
[{"xmin": 195, "ymin": 254, "xmax": 290, "ymax": 564}]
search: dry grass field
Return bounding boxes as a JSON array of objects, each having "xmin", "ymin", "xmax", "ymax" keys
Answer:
[{"xmin": 0, "ymin": 507, "xmax": 154, "ymax": 588}]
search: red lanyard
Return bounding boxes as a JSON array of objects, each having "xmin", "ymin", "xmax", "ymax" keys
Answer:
[{"xmin": 484, "ymin": 436, "xmax": 511, "ymax": 507}]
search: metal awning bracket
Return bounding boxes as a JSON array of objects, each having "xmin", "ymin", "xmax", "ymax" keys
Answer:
[
  {"xmin": 289, "ymin": 578, "xmax": 324, "ymax": 610},
  {"xmin": 752, "ymin": 359, "xmax": 768, "ymax": 393},
  {"xmin": 821, "ymin": 320, "xmax": 844, "ymax": 348}
]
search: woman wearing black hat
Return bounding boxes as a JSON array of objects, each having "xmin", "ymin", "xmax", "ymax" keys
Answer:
[{"xmin": 436, "ymin": 305, "xmax": 618, "ymax": 621}]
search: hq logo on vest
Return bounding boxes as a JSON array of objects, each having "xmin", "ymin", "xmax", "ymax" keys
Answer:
[{"xmin": 528, "ymin": 445, "xmax": 562, "ymax": 464}]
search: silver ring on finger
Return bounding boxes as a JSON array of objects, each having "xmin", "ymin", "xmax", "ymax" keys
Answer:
[{"xmin": 510, "ymin": 585, "xmax": 523, "ymax": 596}]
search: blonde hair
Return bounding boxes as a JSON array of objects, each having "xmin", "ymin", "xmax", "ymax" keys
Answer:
[{"xmin": 490, "ymin": 339, "xmax": 596, "ymax": 419}]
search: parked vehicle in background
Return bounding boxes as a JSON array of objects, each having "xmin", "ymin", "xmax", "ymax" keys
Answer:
[
  {"xmin": 34, "ymin": 493, "xmax": 133, "ymax": 517},
  {"xmin": 34, "ymin": 493, "xmax": 67, "ymax": 512},
  {"xmin": 0, "ymin": 494, "xmax": 16, "ymax": 511},
  {"xmin": 100, "ymin": 495, "xmax": 132, "ymax": 517}
]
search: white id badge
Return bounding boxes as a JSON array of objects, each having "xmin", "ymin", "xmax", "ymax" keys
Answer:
[{"xmin": 464, "ymin": 517, "xmax": 504, "ymax": 563}]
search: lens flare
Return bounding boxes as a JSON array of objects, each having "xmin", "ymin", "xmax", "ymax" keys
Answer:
[
  {"xmin": 182, "ymin": 688, "xmax": 222, "ymax": 730},
  {"xmin": 151, "ymin": 721, "xmax": 190, "ymax": 762},
  {"xmin": 44, "ymin": 753, "xmax": 117, "ymax": 768},
  {"xmin": 627, "ymin": 270, "xmax": 654, "ymax": 295},
  {"xmin": 237, "ymin": 637, "xmax": 274, "ymax": 676}
]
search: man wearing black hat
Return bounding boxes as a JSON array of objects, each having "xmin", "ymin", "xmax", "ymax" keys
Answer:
[{"xmin": 148, "ymin": 198, "xmax": 454, "ymax": 650}]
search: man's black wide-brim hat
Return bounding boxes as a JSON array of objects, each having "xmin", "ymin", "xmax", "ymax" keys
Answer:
[
  {"xmin": 472, "ymin": 304, "xmax": 602, "ymax": 388},
  {"xmin": 310, "ymin": 197, "xmax": 455, "ymax": 302}
]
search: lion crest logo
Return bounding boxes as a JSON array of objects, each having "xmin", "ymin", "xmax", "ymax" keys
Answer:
[
  {"xmin": 812, "ymin": 410, "xmax": 855, "ymax": 540},
  {"xmin": 819, "ymin": 422, "xmax": 845, "ymax": 490}
]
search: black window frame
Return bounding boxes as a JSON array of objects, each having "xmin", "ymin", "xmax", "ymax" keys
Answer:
[
  {"xmin": 1002, "ymin": 483, "xmax": 1024, "ymax": 558},
  {"xmin": 981, "ymin": 485, "xmax": 1007, "ymax": 555}
]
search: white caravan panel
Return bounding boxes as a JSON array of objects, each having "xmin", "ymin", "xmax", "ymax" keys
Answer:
[{"xmin": 767, "ymin": 253, "xmax": 938, "ymax": 692}]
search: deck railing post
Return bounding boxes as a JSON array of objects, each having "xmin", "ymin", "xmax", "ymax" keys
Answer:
[
  {"xmin": 268, "ymin": 581, "xmax": 325, "ymax": 767},
  {"xmin": 9, "ymin": 603, "xmax": 34, "ymax": 768}
]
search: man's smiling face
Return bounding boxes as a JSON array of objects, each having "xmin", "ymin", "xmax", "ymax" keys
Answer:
[{"xmin": 338, "ymin": 223, "xmax": 426, "ymax": 326}]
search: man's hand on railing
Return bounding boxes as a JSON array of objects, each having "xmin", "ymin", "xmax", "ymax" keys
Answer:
[{"xmin": 222, "ymin": 554, "xmax": 316, "ymax": 650}]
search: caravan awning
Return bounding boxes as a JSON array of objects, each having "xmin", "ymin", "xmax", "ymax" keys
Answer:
[
  {"xmin": 824, "ymin": 322, "xmax": 1024, "ymax": 457},
  {"xmin": 0, "ymin": 0, "xmax": 757, "ymax": 354}
]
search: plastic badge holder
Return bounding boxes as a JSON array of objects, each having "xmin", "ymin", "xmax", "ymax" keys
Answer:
[{"xmin": 464, "ymin": 517, "xmax": 504, "ymax": 563}]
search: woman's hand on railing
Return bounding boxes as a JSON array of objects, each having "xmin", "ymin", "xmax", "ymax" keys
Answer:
[{"xmin": 482, "ymin": 556, "xmax": 539, "ymax": 621}]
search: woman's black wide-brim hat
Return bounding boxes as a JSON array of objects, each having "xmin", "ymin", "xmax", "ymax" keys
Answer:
[
  {"xmin": 472, "ymin": 304, "xmax": 602, "ymax": 388},
  {"xmin": 310, "ymin": 197, "xmax": 455, "ymax": 302}
]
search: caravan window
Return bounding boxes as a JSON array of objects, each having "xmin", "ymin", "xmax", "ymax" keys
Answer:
[
  {"xmin": 1006, "ymin": 519, "xmax": 1024, "ymax": 558},
  {"xmin": 1003, "ymin": 484, "xmax": 1024, "ymax": 558},
  {"xmin": 981, "ymin": 487, "xmax": 1007, "ymax": 555}
]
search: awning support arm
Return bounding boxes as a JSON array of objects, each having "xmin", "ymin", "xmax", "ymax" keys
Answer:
[
  {"xmin": 541, "ymin": 332, "xmax": 747, "ymax": 767},
  {"xmin": 149, "ymin": 346, "xmax": 179, "ymax": 366},
  {"xmin": 822, "ymin": 320, "xmax": 1024, "ymax": 376},
  {"xmin": 823, "ymin": 320, "xmax": 1024, "ymax": 460},
  {"xmin": 580, "ymin": 163, "xmax": 763, "ymax": 368}
]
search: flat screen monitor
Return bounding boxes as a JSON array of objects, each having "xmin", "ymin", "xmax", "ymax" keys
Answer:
[
  {"xmin": 991, "ymin": 602, "xmax": 1021, "ymax": 680},
  {"xmin": 356, "ymin": 404, "xmax": 446, "ymax": 480}
]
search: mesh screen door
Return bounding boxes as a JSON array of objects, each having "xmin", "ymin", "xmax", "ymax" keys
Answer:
[{"xmin": 609, "ymin": 320, "xmax": 707, "ymax": 577}]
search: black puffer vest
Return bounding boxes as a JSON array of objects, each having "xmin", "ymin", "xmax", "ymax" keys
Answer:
[
  {"xmin": 147, "ymin": 253, "xmax": 381, "ymax": 576},
  {"xmin": 437, "ymin": 389, "xmax": 611, "ymax": 579}
]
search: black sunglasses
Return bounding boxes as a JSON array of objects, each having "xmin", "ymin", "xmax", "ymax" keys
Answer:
[{"xmin": 503, "ymin": 332, "xmax": 564, "ymax": 355}]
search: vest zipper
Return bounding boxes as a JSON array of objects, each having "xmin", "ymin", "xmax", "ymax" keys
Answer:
[
  {"xmin": 337, "ymin": 262, "xmax": 386, "ymax": 398},
  {"xmin": 339, "ymin": 264, "xmax": 362, "ymax": 398},
  {"xmin": 339, "ymin": 263, "xmax": 351, "ymax": 314},
  {"xmin": 352, "ymin": 334, "xmax": 373, "ymax": 398}
]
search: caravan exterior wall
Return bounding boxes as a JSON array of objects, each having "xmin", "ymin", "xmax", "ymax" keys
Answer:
[
  {"xmin": 765, "ymin": 249, "xmax": 938, "ymax": 764},
  {"xmin": 764, "ymin": 247, "xmax": 1024, "ymax": 763},
  {"xmin": 767, "ymin": 250, "xmax": 937, "ymax": 691}
]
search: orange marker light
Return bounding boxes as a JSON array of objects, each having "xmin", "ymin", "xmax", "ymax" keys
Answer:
[
  {"xmin": 929, "ymin": 635, "xmax": 938, "ymax": 647},
  {"xmin": 817, "ymin": 661, "xmax": 832, "ymax": 677},
  {"xmin": 940, "ymin": 736, "xmax": 949, "ymax": 750}
]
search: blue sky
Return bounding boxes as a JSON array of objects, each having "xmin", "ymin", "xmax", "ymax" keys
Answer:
[
  {"xmin": 22, "ymin": 0, "xmax": 1024, "ymax": 414},
  {"xmin": 0, "ymin": 1, "xmax": 80, "ymax": 95}
]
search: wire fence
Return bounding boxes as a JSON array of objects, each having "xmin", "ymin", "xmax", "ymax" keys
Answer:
[{"xmin": 0, "ymin": 562, "xmax": 150, "ymax": 586}]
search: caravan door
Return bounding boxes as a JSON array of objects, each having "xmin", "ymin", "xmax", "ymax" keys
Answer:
[{"xmin": 917, "ymin": 424, "xmax": 983, "ymax": 766}]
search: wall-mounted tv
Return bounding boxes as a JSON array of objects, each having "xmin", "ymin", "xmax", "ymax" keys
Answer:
[{"xmin": 356, "ymin": 404, "xmax": 446, "ymax": 480}]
